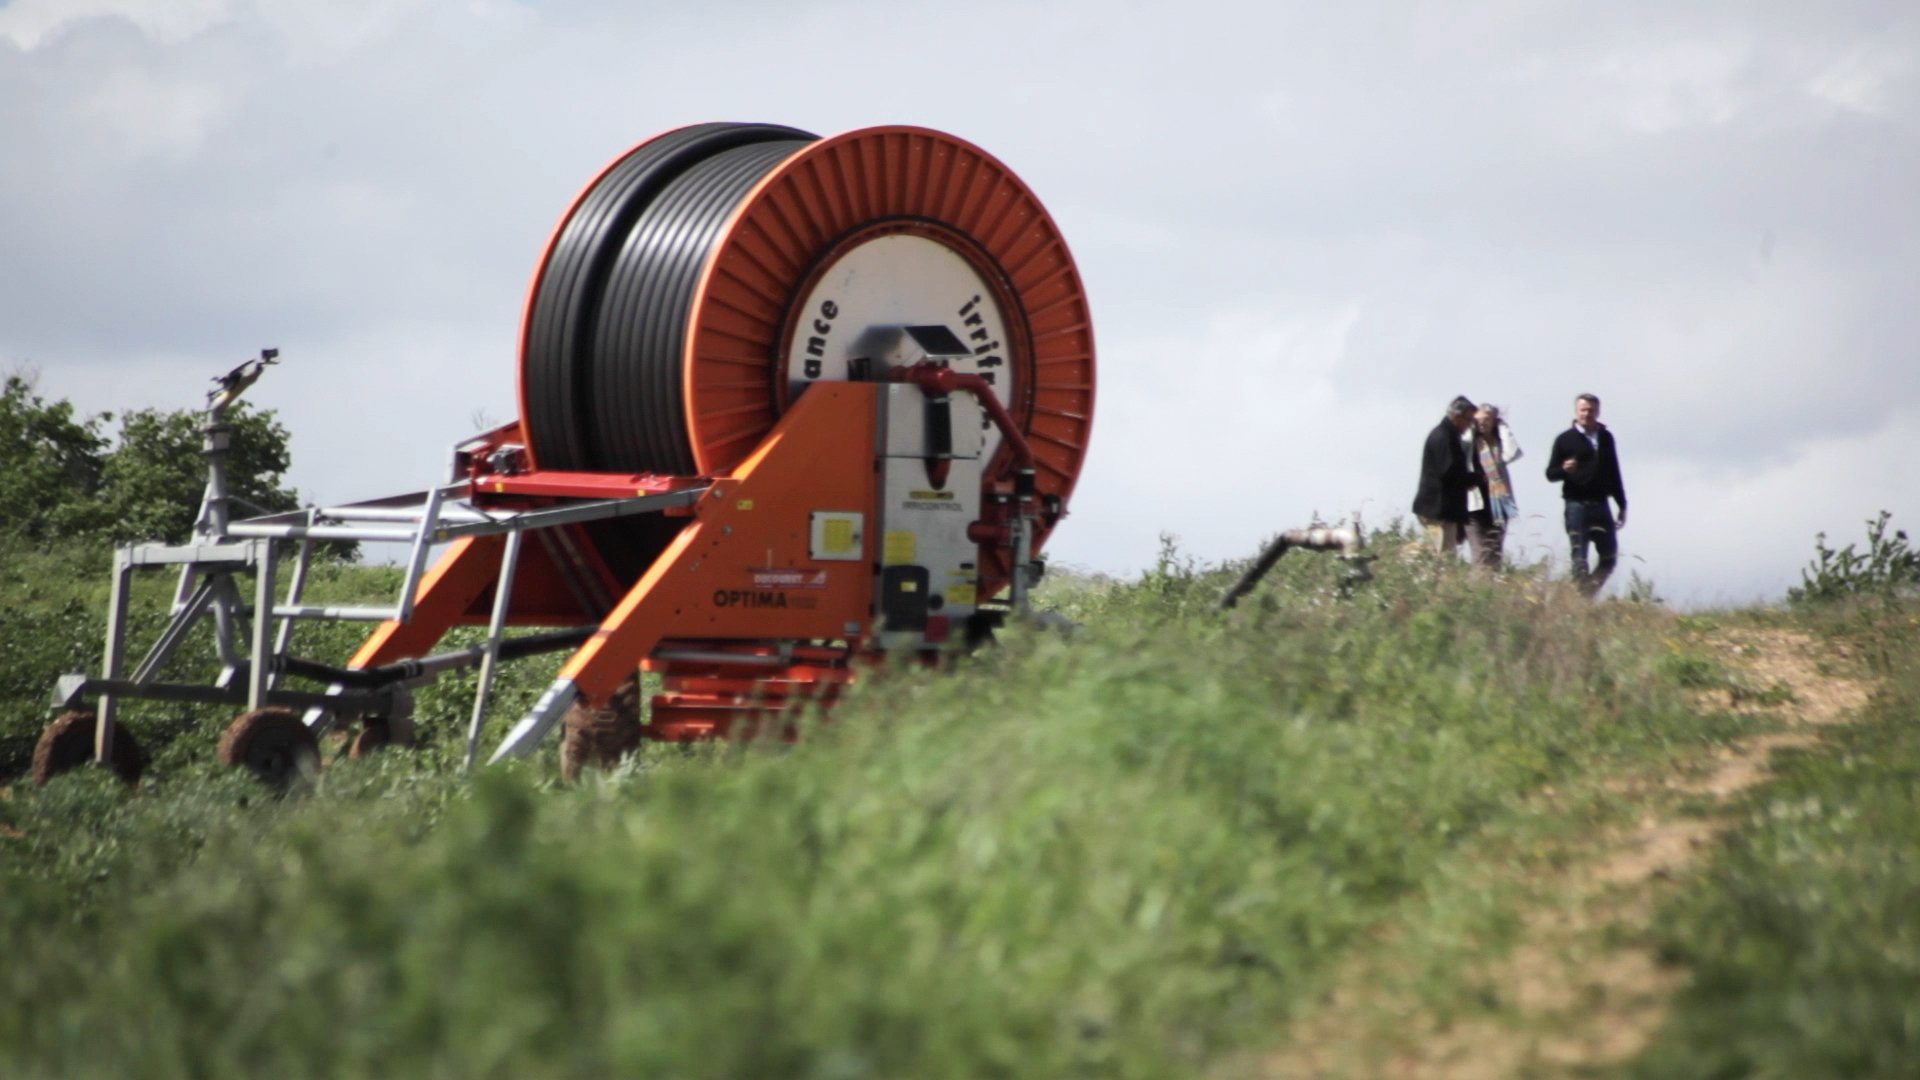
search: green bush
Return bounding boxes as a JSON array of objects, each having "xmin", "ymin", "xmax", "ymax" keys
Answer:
[
  {"xmin": 1789, "ymin": 511, "xmax": 1920, "ymax": 606},
  {"xmin": 0, "ymin": 373, "xmax": 110, "ymax": 540},
  {"xmin": 0, "ymin": 540, "xmax": 1724, "ymax": 1079},
  {"xmin": 0, "ymin": 372, "xmax": 302, "ymax": 547}
]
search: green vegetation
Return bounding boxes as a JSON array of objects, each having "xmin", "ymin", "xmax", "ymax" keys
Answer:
[
  {"xmin": 1790, "ymin": 510, "xmax": 1920, "ymax": 606},
  {"xmin": 1619, "ymin": 602, "xmax": 1920, "ymax": 1078},
  {"xmin": 1, "ymin": 495, "xmax": 1915, "ymax": 1076},
  {"xmin": 1, "ymin": 371, "xmax": 298, "ymax": 544},
  {"xmin": 0, "ymin": 524, "xmax": 1741, "ymax": 1078}
]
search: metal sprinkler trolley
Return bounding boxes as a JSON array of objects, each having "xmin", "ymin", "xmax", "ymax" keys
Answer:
[{"xmin": 38, "ymin": 124, "xmax": 1097, "ymax": 787}]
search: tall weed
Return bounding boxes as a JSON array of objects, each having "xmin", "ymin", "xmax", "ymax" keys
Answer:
[{"xmin": 0, "ymin": 539, "xmax": 1725, "ymax": 1077}]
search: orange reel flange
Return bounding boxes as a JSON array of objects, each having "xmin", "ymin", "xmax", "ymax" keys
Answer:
[{"xmin": 518, "ymin": 123, "xmax": 1095, "ymax": 598}]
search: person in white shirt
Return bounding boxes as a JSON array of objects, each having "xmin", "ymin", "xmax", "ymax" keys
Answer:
[
  {"xmin": 1545, "ymin": 394, "xmax": 1628, "ymax": 596},
  {"xmin": 1464, "ymin": 404, "xmax": 1522, "ymax": 568}
]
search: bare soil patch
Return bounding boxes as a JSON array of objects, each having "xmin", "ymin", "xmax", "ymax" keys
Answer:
[{"xmin": 1247, "ymin": 626, "xmax": 1871, "ymax": 1080}]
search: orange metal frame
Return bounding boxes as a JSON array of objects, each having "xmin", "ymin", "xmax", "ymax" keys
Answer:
[{"xmin": 346, "ymin": 382, "xmax": 883, "ymax": 738}]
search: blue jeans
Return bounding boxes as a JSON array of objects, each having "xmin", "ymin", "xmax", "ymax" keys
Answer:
[{"xmin": 1564, "ymin": 499, "xmax": 1618, "ymax": 596}]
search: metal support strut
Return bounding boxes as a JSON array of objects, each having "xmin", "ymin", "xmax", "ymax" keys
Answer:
[{"xmin": 1217, "ymin": 524, "xmax": 1374, "ymax": 610}]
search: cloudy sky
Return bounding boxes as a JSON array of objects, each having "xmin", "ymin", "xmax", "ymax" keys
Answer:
[{"xmin": 3, "ymin": 0, "xmax": 1915, "ymax": 606}]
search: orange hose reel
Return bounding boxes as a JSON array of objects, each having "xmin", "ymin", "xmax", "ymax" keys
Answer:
[{"xmin": 358, "ymin": 123, "xmax": 1097, "ymax": 751}]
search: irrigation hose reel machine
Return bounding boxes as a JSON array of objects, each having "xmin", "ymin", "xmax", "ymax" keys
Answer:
[{"xmin": 41, "ymin": 123, "xmax": 1097, "ymax": 783}]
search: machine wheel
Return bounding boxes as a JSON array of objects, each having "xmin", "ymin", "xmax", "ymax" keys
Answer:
[
  {"xmin": 348, "ymin": 689, "xmax": 416, "ymax": 759},
  {"xmin": 217, "ymin": 707, "xmax": 321, "ymax": 789},
  {"xmin": 348, "ymin": 719, "xmax": 391, "ymax": 759},
  {"xmin": 560, "ymin": 676, "xmax": 643, "ymax": 781},
  {"xmin": 30, "ymin": 710, "xmax": 144, "ymax": 787}
]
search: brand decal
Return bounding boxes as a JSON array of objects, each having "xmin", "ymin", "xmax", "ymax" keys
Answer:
[
  {"xmin": 751, "ymin": 568, "xmax": 828, "ymax": 589},
  {"xmin": 957, "ymin": 295, "xmax": 1004, "ymax": 384},
  {"xmin": 801, "ymin": 300, "xmax": 840, "ymax": 380},
  {"xmin": 712, "ymin": 590, "xmax": 788, "ymax": 609},
  {"xmin": 902, "ymin": 489, "xmax": 964, "ymax": 512}
]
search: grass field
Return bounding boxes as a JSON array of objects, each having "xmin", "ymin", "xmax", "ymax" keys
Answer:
[
  {"xmin": 1, "ymin": 529, "xmax": 1914, "ymax": 1078},
  {"xmin": 1616, "ymin": 601, "xmax": 1920, "ymax": 1080}
]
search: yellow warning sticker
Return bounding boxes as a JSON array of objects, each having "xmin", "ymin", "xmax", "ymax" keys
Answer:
[
  {"xmin": 737, "ymin": 498, "xmax": 754, "ymax": 510},
  {"xmin": 946, "ymin": 583, "xmax": 977, "ymax": 606},
  {"xmin": 824, "ymin": 517, "xmax": 857, "ymax": 553},
  {"xmin": 883, "ymin": 530, "xmax": 916, "ymax": 564}
]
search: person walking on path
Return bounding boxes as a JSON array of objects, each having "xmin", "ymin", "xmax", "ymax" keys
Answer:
[
  {"xmin": 1465, "ymin": 404, "xmax": 1522, "ymax": 568},
  {"xmin": 1545, "ymin": 393, "xmax": 1627, "ymax": 596},
  {"xmin": 1412, "ymin": 395, "xmax": 1477, "ymax": 554}
]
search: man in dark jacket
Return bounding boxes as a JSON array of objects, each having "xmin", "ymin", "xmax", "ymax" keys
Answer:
[
  {"xmin": 1545, "ymin": 393, "xmax": 1628, "ymax": 596},
  {"xmin": 1412, "ymin": 395, "xmax": 1477, "ymax": 553}
]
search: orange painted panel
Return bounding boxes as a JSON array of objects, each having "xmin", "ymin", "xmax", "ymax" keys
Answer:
[{"xmin": 558, "ymin": 383, "xmax": 879, "ymax": 702}]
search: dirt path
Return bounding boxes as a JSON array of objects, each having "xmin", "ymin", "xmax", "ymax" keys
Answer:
[{"xmin": 1246, "ymin": 625, "xmax": 1873, "ymax": 1080}]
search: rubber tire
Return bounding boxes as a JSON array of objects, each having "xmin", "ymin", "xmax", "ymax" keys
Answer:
[
  {"xmin": 560, "ymin": 676, "xmax": 643, "ymax": 781},
  {"xmin": 217, "ymin": 707, "xmax": 321, "ymax": 790},
  {"xmin": 31, "ymin": 709, "xmax": 144, "ymax": 787}
]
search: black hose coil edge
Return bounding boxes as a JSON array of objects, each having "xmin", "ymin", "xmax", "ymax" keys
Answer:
[
  {"xmin": 588, "ymin": 138, "xmax": 811, "ymax": 475},
  {"xmin": 523, "ymin": 122, "xmax": 815, "ymax": 471}
]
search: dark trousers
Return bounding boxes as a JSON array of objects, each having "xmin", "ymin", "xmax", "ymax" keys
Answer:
[{"xmin": 1564, "ymin": 499, "xmax": 1618, "ymax": 596}]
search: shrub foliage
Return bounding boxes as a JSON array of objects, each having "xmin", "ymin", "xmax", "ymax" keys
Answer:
[
  {"xmin": 1789, "ymin": 510, "xmax": 1919, "ymax": 606},
  {"xmin": 0, "ymin": 535, "xmax": 1726, "ymax": 1078},
  {"xmin": 0, "ymin": 371, "xmax": 297, "ymax": 544}
]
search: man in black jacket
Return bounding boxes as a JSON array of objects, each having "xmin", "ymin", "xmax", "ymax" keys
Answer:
[
  {"xmin": 1545, "ymin": 393, "xmax": 1628, "ymax": 597},
  {"xmin": 1412, "ymin": 395, "xmax": 1477, "ymax": 553}
]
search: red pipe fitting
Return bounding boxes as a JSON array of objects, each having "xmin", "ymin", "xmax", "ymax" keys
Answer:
[
  {"xmin": 892, "ymin": 362, "xmax": 1036, "ymax": 469},
  {"xmin": 967, "ymin": 521, "xmax": 1012, "ymax": 546}
]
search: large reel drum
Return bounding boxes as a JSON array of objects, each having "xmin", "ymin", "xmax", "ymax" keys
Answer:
[{"xmin": 519, "ymin": 123, "xmax": 1095, "ymax": 592}]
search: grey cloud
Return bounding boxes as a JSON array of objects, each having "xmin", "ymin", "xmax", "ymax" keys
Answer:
[{"xmin": 3, "ymin": 0, "xmax": 1915, "ymax": 604}]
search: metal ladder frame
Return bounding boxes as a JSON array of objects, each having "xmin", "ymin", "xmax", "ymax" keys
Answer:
[{"xmin": 54, "ymin": 355, "xmax": 704, "ymax": 771}]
